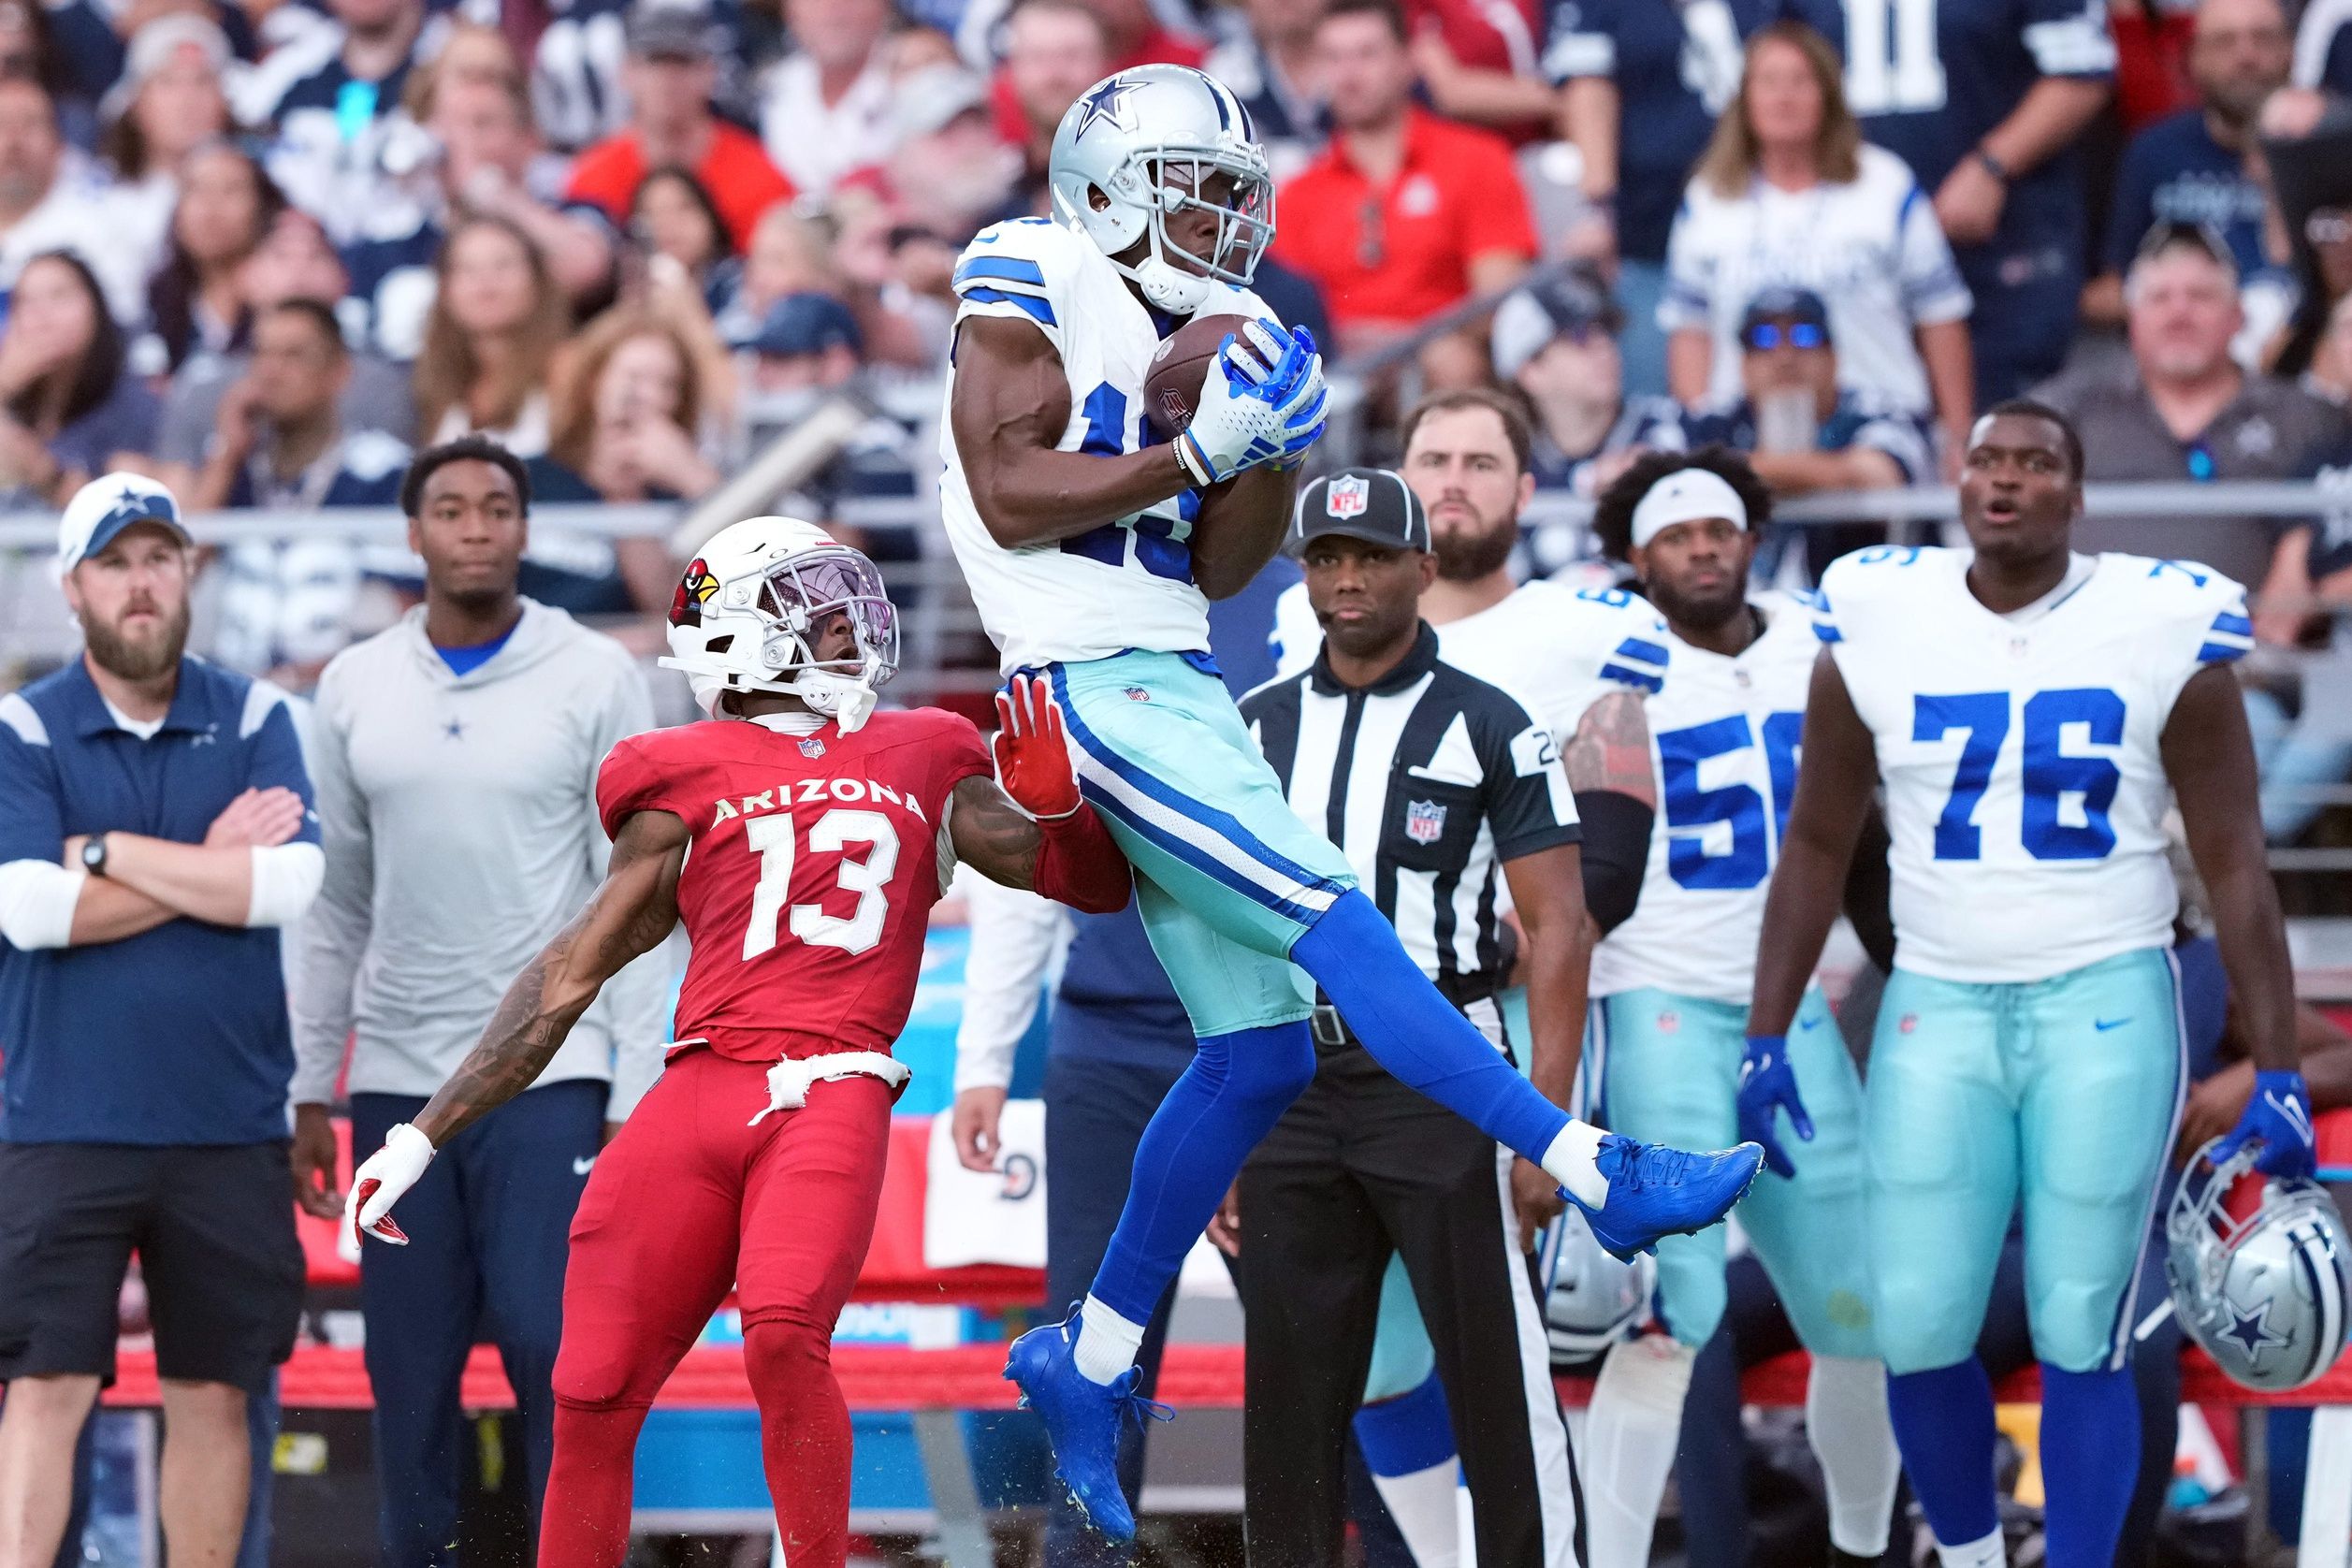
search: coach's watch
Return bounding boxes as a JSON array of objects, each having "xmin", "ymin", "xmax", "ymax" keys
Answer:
[{"xmin": 80, "ymin": 835, "xmax": 109, "ymax": 878}]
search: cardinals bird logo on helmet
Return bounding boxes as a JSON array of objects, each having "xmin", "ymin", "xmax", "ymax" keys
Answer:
[{"xmin": 660, "ymin": 518, "xmax": 900, "ymax": 732}]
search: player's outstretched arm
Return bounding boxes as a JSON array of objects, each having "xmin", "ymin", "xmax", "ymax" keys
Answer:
[
  {"xmin": 1747, "ymin": 651, "xmax": 1878, "ymax": 1038},
  {"xmin": 951, "ymin": 316, "xmax": 1197, "ymax": 547},
  {"xmin": 347, "ymin": 809, "xmax": 687, "ymax": 1247},
  {"xmin": 416, "ymin": 809, "xmax": 689, "ymax": 1147},
  {"xmin": 2166, "ymin": 665, "xmax": 2298, "ymax": 1076},
  {"xmin": 951, "ymin": 674, "xmax": 1133, "ymax": 915},
  {"xmin": 951, "ymin": 777, "xmax": 1131, "ymax": 914}
]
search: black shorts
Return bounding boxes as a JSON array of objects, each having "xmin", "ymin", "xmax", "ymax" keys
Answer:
[{"xmin": 0, "ymin": 1141, "xmax": 303, "ymax": 1390}]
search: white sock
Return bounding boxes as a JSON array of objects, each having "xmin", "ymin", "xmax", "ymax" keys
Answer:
[
  {"xmin": 1456, "ymin": 1474, "xmax": 1477, "ymax": 1567},
  {"xmin": 1071, "ymin": 1294, "xmax": 1146, "ymax": 1386},
  {"xmin": 1934, "ymin": 1527, "xmax": 2006, "ymax": 1568},
  {"xmin": 1541, "ymin": 1119, "xmax": 1609, "ymax": 1208},
  {"xmin": 1578, "ymin": 1336, "xmax": 1697, "ymax": 1568},
  {"xmin": 1807, "ymin": 1355, "xmax": 1902, "ymax": 1557},
  {"xmin": 1369, "ymin": 1459, "xmax": 1461, "ymax": 1568}
]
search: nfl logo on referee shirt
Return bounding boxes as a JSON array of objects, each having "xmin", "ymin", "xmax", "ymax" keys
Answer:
[
  {"xmin": 1405, "ymin": 799, "xmax": 1446, "ymax": 844},
  {"xmin": 1326, "ymin": 475, "xmax": 1370, "ymax": 518}
]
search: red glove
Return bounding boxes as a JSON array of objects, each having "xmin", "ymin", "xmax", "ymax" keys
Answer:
[{"xmin": 994, "ymin": 674, "xmax": 1082, "ymax": 820}]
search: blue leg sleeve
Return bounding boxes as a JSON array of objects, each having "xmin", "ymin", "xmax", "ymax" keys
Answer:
[
  {"xmin": 1291, "ymin": 892, "xmax": 1572, "ymax": 1161},
  {"xmin": 1886, "ymin": 1359, "xmax": 2000, "ymax": 1547},
  {"xmin": 1087, "ymin": 1022, "xmax": 1316, "ymax": 1325},
  {"xmin": 1352, "ymin": 1371, "xmax": 1457, "ymax": 1480},
  {"xmin": 2040, "ymin": 1364, "xmax": 2141, "ymax": 1568}
]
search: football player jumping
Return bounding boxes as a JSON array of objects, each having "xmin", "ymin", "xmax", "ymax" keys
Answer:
[
  {"xmin": 940, "ymin": 62, "xmax": 1763, "ymax": 1537},
  {"xmin": 1748, "ymin": 400, "xmax": 2317, "ymax": 1568},
  {"xmin": 342, "ymin": 520, "xmax": 1135, "ymax": 1568}
]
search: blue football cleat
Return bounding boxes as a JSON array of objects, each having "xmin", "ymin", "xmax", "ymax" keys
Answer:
[
  {"xmin": 1004, "ymin": 1306, "xmax": 1171, "ymax": 1541},
  {"xmin": 1563, "ymin": 1135, "xmax": 1766, "ymax": 1261}
]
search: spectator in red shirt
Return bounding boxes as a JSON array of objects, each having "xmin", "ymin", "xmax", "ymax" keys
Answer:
[
  {"xmin": 566, "ymin": 4, "xmax": 794, "ymax": 252},
  {"xmin": 1274, "ymin": 0, "xmax": 1537, "ymax": 385},
  {"xmin": 1403, "ymin": 0, "xmax": 1560, "ymax": 145}
]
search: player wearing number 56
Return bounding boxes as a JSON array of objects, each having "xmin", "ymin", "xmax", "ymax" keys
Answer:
[
  {"xmin": 342, "ymin": 515, "xmax": 1131, "ymax": 1568},
  {"xmin": 1745, "ymin": 399, "xmax": 2314, "ymax": 1568}
]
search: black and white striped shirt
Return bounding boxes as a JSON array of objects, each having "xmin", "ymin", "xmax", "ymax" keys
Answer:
[{"xmin": 1242, "ymin": 625, "xmax": 1581, "ymax": 999}]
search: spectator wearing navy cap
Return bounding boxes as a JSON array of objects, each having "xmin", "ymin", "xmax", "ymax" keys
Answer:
[
  {"xmin": 1492, "ymin": 267, "xmax": 1685, "ymax": 501},
  {"xmin": 1682, "ymin": 284, "xmax": 1935, "ymax": 582},
  {"xmin": 0, "ymin": 473, "xmax": 321, "ymax": 1568},
  {"xmin": 746, "ymin": 288, "xmax": 863, "ymax": 398}
]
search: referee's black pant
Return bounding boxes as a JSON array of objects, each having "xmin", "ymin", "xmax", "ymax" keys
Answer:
[{"xmin": 1237, "ymin": 1024, "xmax": 1583, "ymax": 1568}]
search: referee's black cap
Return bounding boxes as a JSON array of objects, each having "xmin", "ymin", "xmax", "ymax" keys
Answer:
[{"xmin": 1287, "ymin": 468, "xmax": 1430, "ymax": 557}]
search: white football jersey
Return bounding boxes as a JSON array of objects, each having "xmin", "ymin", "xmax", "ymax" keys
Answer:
[
  {"xmin": 1270, "ymin": 577, "xmax": 1669, "ymax": 744},
  {"xmin": 1591, "ymin": 595, "xmax": 1818, "ymax": 1003},
  {"xmin": 1815, "ymin": 546, "xmax": 2252, "ymax": 983},
  {"xmin": 939, "ymin": 215, "xmax": 1276, "ymax": 675}
]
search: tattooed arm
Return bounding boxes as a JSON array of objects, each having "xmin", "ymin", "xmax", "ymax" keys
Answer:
[
  {"xmin": 1562, "ymin": 690, "xmax": 1657, "ymax": 805},
  {"xmin": 1561, "ymin": 690, "xmax": 1658, "ymax": 936},
  {"xmin": 413, "ymin": 809, "xmax": 688, "ymax": 1147},
  {"xmin": 949, "ymin": 776, "xmax": 1132, "ymax": 915}
]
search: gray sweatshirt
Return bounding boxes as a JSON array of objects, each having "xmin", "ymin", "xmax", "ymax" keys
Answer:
[{"xmin": 289, "ymin": 600, "xmax": 667, "ymax": 1114}]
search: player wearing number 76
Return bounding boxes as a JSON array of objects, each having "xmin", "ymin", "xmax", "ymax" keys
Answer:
[
  {"xmin": 342, "ymin": 517, "xmax": 1136, "ymax": 1568},
  {"xmin": 1746, "ymin": 399, "xmax": 2315, "ymax": 1568}
]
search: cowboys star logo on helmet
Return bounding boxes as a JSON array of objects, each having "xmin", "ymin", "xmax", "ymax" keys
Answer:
[
  {"xmin": 2167, "ymin": 1139, "xmax": 2352, "ymax": 1391},
  {"xmin": 1325, "ymin": 474, "xmax": 1370, "ymax": 519},
  {"xmin": 660, "ymin": 517, "xmax": 900, "ymax": 733}
]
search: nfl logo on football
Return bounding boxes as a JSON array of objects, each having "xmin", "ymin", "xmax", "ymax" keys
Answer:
[
  {"xmin": 1326, "ymin": 475, "xmax": 1371, "ymax": 518},
  {"xmin": 1405, "ymin": 799, "xmax": 1445, "ymax": 845}
]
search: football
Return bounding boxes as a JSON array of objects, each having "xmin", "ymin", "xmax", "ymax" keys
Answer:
[{"xmin": 1142, "ymin": 313, "xmax": 1256, "ymax": 441}]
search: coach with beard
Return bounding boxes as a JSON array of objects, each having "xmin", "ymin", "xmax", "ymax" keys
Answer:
[{"xmin": 0, "ymin": 473, "xmax": 321, "ymax": 1567}]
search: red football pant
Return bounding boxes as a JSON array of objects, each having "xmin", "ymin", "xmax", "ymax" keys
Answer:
[{"xmin": 537, "ymin": 1050, "xmax": 893, "ymax": 1568}]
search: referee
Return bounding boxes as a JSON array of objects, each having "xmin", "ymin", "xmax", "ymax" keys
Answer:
[{"xmin": 1234, "ymin": 470, "xmax": 1587, "ymax": 1568}]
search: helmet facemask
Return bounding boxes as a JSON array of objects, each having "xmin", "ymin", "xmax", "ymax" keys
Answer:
[
  {"xmin": 1064, "ymin": 147, "xmax": 1276, "ymax": 314},
  {"xmin": 662, "ymin": 543, "xmax": 900, "ymax": 732}
]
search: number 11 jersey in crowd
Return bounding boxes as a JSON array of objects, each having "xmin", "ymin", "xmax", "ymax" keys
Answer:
[
  {"xmin": 595, "ymin": 710, "xmax": 993, "ymax": 1062},
  {"xmin": 1808, "ymin": 546, "xmax": 2249, "ymax": 983}
]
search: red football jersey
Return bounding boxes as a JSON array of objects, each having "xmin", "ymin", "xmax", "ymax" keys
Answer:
[{"xmin": 596, "ymin": 709, "xmax": 993, "ymax": 1063}]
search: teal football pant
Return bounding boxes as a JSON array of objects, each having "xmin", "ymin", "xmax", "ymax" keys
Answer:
[
  {"xmin": 1866, "ymin": 949, "xmax": 2185, "ymax": 1375},
  {"xmin": 1589, "ymin": 987, "xmax": 1876, "ymax": 1357}
]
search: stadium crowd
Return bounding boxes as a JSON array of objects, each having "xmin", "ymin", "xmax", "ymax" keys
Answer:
[
  {"xmin": 4, "ymin": 0, "xmax": 2352, "ymax": 1562},
  {"xmin": 0, "ymin": 0, "xmax": 2336, "ymax": 712}
]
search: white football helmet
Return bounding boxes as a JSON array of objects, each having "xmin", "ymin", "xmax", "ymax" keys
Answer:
[
  {"xmin": 2167, "ymin": 1140, "xmax": 2352, "ymax": 1392},
  {"xmin": 1542, "ymin": 1206, "xmax": 1656, "ymax": 1364},
  {"xmin": 661, "ymin": 517, "xmax": 899, "ymax": 732},
  {"xmin": 1048, "ymin": 65, "xmax": 1274, "ymax": 314}
]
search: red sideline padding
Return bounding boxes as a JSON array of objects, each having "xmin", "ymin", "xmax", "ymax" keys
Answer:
[{"xmin": 94, "ymin": 1343, "xmax": 2352, "ymax": 1414}]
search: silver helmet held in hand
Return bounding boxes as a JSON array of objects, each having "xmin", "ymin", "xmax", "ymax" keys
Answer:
[
  {"xmin": 1047, "ymin": 65, "xmax": 1275, "ymax": 314},
  {"xmin": 2166, "ymin": 1140, "xmax": 2351, "ymax": 1391},
  {"xmin": 1542, "ymin": 1206, "xmax": 1656, "ymax": 1363}
]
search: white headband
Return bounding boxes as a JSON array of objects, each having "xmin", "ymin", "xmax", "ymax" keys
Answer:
[{"xmin": 1630, "ymin": 469, "xmax": 1749, "ymax": 549}]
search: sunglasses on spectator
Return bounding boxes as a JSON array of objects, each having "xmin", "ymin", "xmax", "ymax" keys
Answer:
[
  {"xmin": 1744, "ymin": 321, "xmax": 1825, "ymax": 352},
  {"xmin": 2308, "ymin": 211, "xmax": 2352, "ymax": 248}
]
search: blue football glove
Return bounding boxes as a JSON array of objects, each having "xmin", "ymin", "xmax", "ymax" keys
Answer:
[
  {"xmin": 1738, "ymin": 1035, "xmax": 1815, "ymax": 1180},
  {"xmin": 1175, "ymin": 322, "xmax": 1326, "ymax": 484},
  {"xmin": 2211, "ymin": 1069, "xmax": 2317, "ymax": 1180}
]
